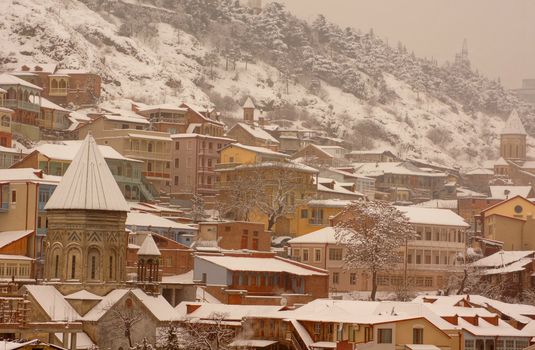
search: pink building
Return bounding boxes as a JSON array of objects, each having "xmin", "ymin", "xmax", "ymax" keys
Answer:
[{"xmin": 170, "ymin": 133, "xmax": 234, "ymax": 201}]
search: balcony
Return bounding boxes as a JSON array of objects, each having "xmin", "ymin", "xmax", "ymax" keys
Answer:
[
  {"xmin": 4, "ymin": 99, "xmax": 40, "ymax": 113},
  {"xmin": 308, "ymin": 219, "xmax": 325, "ymax": 226},
  {"xmin": 142, "ymin": 171, "xmax": 170, "ymax": 180},
  {"xmin": 49, "ymin": 88, "xmax": 68, "ymax": 96},
  {"xmin": 124, "ymin": 150, "xmax": 170, "ymax": 161}
]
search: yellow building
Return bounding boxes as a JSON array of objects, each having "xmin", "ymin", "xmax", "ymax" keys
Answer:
[
  {"xmin": 216, "ymin": 143, "xmax": 318, "ymax": 235},
  {"xmin": 481, "ymin": 195, "xmax": 535, "ymax": 250}
]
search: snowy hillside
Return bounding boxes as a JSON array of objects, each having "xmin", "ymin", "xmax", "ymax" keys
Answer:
[{"xmin": 1, "ymin": 0, "xmax": 532, "ymax": 168}]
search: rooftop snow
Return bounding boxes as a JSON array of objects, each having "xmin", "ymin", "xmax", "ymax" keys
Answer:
[
  {"xmin": 137, "ymin": 234, "xmax": 161, "ymax": 256},
  {"xmin": 0, "ymin": 168, "xmax": 61, "ymax": 184},
  {"xmin": 411, "ymin": 199, "xmax": 458, "ymax": 209},
  {"xmin": 395, "ymin": 206, "xmax": 469, "ymax": 227},
  {"xmin": 126, "ymin": 212, "xmax": 196, "ymax": 230},
  {"xmin": 489, "ymin": 186, "xmax": 532, "ymax": 199},
  {"xmin": 501, "ymin": 109, "xmax": 527, "ymax": 135},
  {"xmin": 231, "ymin": 123, "xmax": 280, "ymax": 144},
  {"xmin": 29, "ymin": 95, "xmax": 69, "ymax": 112},
  {"xmin": 471, "ymin": 251, "xmax": 534, "ymax": 268},
  {"xmin": 45, "ymin": 135, "xmax": 129, "ymax": 212},
  {"xmin": 65, "ymin": 290, "xmax": 104, "ymax": 301},
  {"xmin": 353, "ymin": 162, "xmax": 446, "ymax": 177},
  {"xmin": 225, "ymin": 143, "xmax": 288, "ymax": 157},
  {"xmin": 0, "ymin": 230, "xmax": 33, "ymax": 249},
  {"xmin": 288, "ymin": 227, "xmax": 338, "ymax": 245},
  {"xmin": 25, "ymin": 285, "xmax": 80, "ymax": 321},
  {"xmin": 31, "ymin": 141, "xmax": 140, "ymax": 162},
  {"xmin": 243, "ymin": 96, "xmax": 255, "ymax": 109},
  {"xmin": 0, "ymin": 73, "xmax": 42, "ymax": 90},
  {"xmin": 196, "ymin": 255, "xmax": 327, "ymax": 276}
]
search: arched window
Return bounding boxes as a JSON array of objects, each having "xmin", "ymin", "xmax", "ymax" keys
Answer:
[
  {"xmin": 54, "ymin": 255, "xmax": 59, "ymax": 278},
  {"xmin": 51, "ymin": 79, "xmax": 58, "ymax": 89},
  {"xmin": 109, "ymin": 255, "xmax": 114, "ymax": 280},
  {"xmin": 87, "ymin": 247, "xmax": 101, "ymax": 281},
  {"xmin": 71, "ymin": 255, "xmax": 76, "ymax": 279},
  {"xmin": 59, "ymin": 79, "xmax": 67, "ymax": 89},
  {"xmin": 147, "ymin": 142, "xmax": 153, "ymax": 152},
  {"xmin": 516, "ymin": 145, "xmax": 519, "ymax": 158}
]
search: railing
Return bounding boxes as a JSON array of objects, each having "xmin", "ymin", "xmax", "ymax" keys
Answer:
[
  {"xmin": 49, "ymin": 88, "xmax": 68, "ymax": 96},
  {"xmin": 4, "ymin": 99, "xmax": 40, "ymax": 113},
  {"xmin": 142, "ymin": 171, "xmax": 170, "ymax": 180},
  {"xmin": 123, "ymin": 149, "xmax": 170, "ymax": 161},
  {"xmin": 286, "ymin": 332, "xmax": 304, "ymax": 350},
  {"xmin": 308, "ymin": 218, "xmax": 325, "ymax": 225}
]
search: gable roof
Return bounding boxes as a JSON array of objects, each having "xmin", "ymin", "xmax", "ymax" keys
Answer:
[
  {"xmin": 489, "ymin": 186, "xmax": 532, "ymax": 199},
  {"xmin": 0, "ymin": 73, "xmax": 43, "ymax": 90},
  {"xmin": 0, "ymin": 230, "xmax": 33, "ymax": 249},
  {"xmin": 501, "ymin": 110, "xmax": 527, "ymax": 135},
  {"xmin": 288, "ymin": 227, "xmax": 337, "ymax": 245},
  {"xmin": 25, "ymin": 285, "xmax": 81, "ymax": 321},
  {"xmin": 481, "ymin": 195, "xmax": 535, "ymax": 214},
  {"xmin": 45, "ymin": 135, "xmax": 129, "ymax": 212},
  {"xmin": 229, "ymin": 123, "xmax": 280, "ymax": 144},
  {"xmin": 222, "ymin": 143, "xmax": 288, "ymax": 158},
  {"xmin": 394, "ymin": 206, "xmax": 469, "ymax": 227}
]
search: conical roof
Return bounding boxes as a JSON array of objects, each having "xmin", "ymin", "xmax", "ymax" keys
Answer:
[
  {"xmin": 137, "ymin": 234, "xmax": 161, "ymax": 256},
  {"xmin": 45, "ymin": 134, "xmax": 129, "ymax": 212},
  {"xmin": 243, "ymin": 96, "xmax": 255, "ymax": 109},
  {"xmin": 501, "ymin": 110, "xmax": 527, "ymax": 135}
]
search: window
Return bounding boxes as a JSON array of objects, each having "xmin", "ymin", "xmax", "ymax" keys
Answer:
[
  {"xmin": 148, "ymin": 143, "xmax": 153, "ymax": 152},
  {"xmin": 174, "ymin": 176, "xmax": 179, "ymax": 186},
  {"xmin": 174, "ymin": 158, "xmax": 179, "ymax": 168},
  {"xmin": 11, "ymin": 190, "xmax": 16, "ymax": 203},
  {"xmin": 377, "ymin": 329, "xmax": 392, "ymax": 344},
  {"xmin": 314, "ymin": 323, "xmax": 321, "ymax": 334},
  {"xmin": 412, "ymin": 328, "xmax": 423, "ymax": 344},
  {"xmin": 240, "ymin": 235, "xmax": 248, "ymax": 249},
  {"xmin": 293, "ymin": 249, "xmax": 300, "ymax": 260},
  {"xmin": 208, "ymin": 159, "xmax": 212, "ymax": 167},
  {"xmin": 332, "ymin": 272, "xmax": 339, "ymax": 284},
  {"xmin": 175, "ymin": 142, "xmax": 180, "ymax": 150},
  {"xmin": 252, "ymin": 238, "xmax": 258, "ymax": 250},
  {"xmin": 314, "ymin": 249, "xmax": 321, "ymax": 262},
  {"xmin": 121, "ymin": 124, "xmax": 129, "ymax": 129},
  {"xmin": 91, "ymin": 256, "xmax": 96, "ymax": 279},
  {"xmin": 350, "ymin": 273, "xmax": 357, "ymax": 285},
  {"xmin": 329, "ymin": 248, "xmax": 342, "ymax": 261},
  {"xmin": 54, "ymin": 255, "xmax": 59, "ymax": 278},
  {"xmin": 364, "ymin": 327, "xmax": 373, "ymax": 342},
  {"xmin": 300, "ymin": 209, "xmax": 308, "ymax": 219},
  {"xmin": 71, "ymin": 255, "xmax": 76, "ymax": 279},
  {"xmin": 109, "ymin": 256, "xmax": 113, "ymax": 279},
  {"xmin": 514, "ymin": 205, "xmax": 523, "ymax": 214},
  {"xmin": 425, "ymin": 227, "xmax": 432, "ymax": 240},
  {"xmin": 377, "ymin": 276, "xmax": 389, "ymax": 286},
  {"xmin": 302, "ymin": 249, "xmax": 309, "ymax": 262},
  {"xmin": 424, "ymin": 277, "xmax": 433, "ymax": 287}
]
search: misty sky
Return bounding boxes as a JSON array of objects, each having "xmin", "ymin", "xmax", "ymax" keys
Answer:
[{"xmin": 278, "ymin": 0, "xmax": 535, "ymax": 88}]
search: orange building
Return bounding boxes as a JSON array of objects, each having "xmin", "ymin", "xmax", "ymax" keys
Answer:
[{"xmin": 197, "ymin": 221, "xmax": 271, "ymax": 251}]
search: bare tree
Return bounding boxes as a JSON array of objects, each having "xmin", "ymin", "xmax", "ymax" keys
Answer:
[
  {"xmin": 191, "ymin": 194, "xmax": 206, "ymax": 223},
  {"xmin": 157, "ymin": 313, "xmax": 235, "ymax": 350},
  {"xmin": 106, "ymin": 305, "xmax": 144, "ymax": 348},
  {"xmin": 335, "ymin": 201, "xmax": 416, "ymax": 301}
]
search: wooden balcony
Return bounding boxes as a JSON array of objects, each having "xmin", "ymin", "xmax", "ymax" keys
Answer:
[
  {"xmin": 49, "ymin": 88, "xmax": 68, "ymax": 96},
  {"xmin": 4, "ymin": 99, "xmax": 40, "ymax": 113}
]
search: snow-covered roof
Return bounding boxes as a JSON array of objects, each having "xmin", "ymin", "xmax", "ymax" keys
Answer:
[
  {"xmin": 315, "ymin": 177, "xmax": 364, "ymax": 198},
  {"xmin": 225, "ymin": 143, "xmax": 288, "ymax": 157},
  {"xmin": 130, "ymin": 289, "xmax": 176, "ymax": 322},
  {"xmin": 128, "ymin": 133, "xmax": 171, "ymax": 141},
  {"xmin": 230, "ymin": 123, "xmax": 280, "ymax": 144},
  {"xmin": 126, "ymin": 212, "xmax": 196, "ymax": 231},
  {"xmin": 0, "ymin": 73, "xmax": 42, "ymax": 90},
  {"xmin": 0, "ymin": 230, "xmax": 33, "ymax": 249},
  {"xmin": 161, "ymin": 270, "xmax": 194, "ymax": 285},
  {"xmin": 137, "ymin": 234, "xmax": 161, "ymax": 256},
  {"xmin": 55, "ymin": 332, "xmax": 95, "ymax": 349},
  {"xmin": 65, "ymin": 290, "xmax": 104, "ymax": 301},
  {"xmin": 479, "ymin": 258, "xmax": 533, "ymax": 275},
  {"xmin": 45, "ymin": 135, "xmax": 129, "ymax": 212},
  {"xmin": 288, "ymin": 227, "xmax": 337, "ymax": 245},
  {"xmin": 82, "ymin": 289, "xmax": 129, "ymax": 321},
  {"xmin": 196, "ymin": 255, "xmax": 327, "ymax": 276},
  {"xmin": 136, "ymin": 103, "xmax": 187, "ymax": 113},
  {"xmin": 31, "ymin": 141, "xmax": 140, "ymax": 162},
  {"xmin": 102, "ymin": 111, "xmax": 149, "ymax": 125},
  {"xmin": 0, "ymin": 87, "xmax": 6, "ymax": 94},
  {"xmin": 489, "ymin": 186, "xmax": 532, "ymax": 199},
  {"xmin": 353, "ymin": 162, "xmax": 446, "ymax": 178},
  {"xmin": 394, "ymin": 206, "xmax": 470, "ymax": 227},
  {"xmin": 243, "ymin": 97, "xmax": 256, "ymax": 109},
  {"xmin": 25, "ymin": 285, "xmax": 80, "ymax": 321},
  {"xmin": 494, "ymin": 157, "xmax": 509, "ymax": 166},
  {"xmin": 501, "ymin": 109, "xmax": 527, "ymax": 135},
  {"xmin": 29, "ymin": 96, "xmax": 69, "ymax": 112},
  {"xmin": 230, "ymin": 160, "xmax": 318, "ymax": 174},
  {"xmin": 411, "ymin": 199, "xmax": 458, "ymax": 209},
  {"xmin": 465, "ymin": 168, "xmax": 494, "ymax": 176},
  {"xmin": 0, "ymin": 168, "xmax": 61, "ymax": 184},
  {"xmin": 307, "ymin": 199, "xmax": 353, "ymax": 208},
  {"xmin": 471, "ymin": 251, "xmax": 534, "ymax": 268},
  {"xmin": 177, "ymin": 302, "xmax": 283, "ymax": 321},
  {"xmin": 0, "ymin": 254, "xmax": 33, "ymax": 261}
]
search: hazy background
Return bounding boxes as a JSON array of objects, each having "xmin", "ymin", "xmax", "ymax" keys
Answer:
[{"xmin": 278, "ymin": 0, "xmax": 535, "ymax": 88}]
